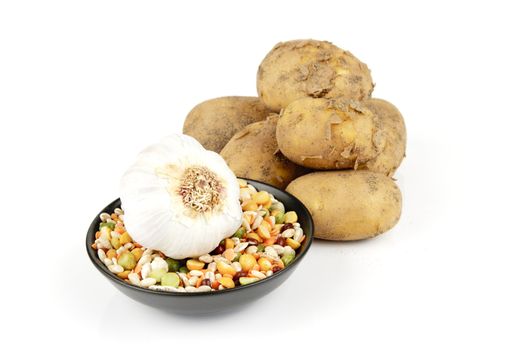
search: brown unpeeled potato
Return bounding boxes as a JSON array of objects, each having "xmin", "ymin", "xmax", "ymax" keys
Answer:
[
  {"xmin": 276, "ymin": 97, "xmax": 382, "ymax": 170},
  {"xmin": 276, "ymin": 97, "xmax": 406, "ymax": 176},
  {"xmin": 286, "ymin": 170, "xmax": 402, "ymax": 240},
  {"xmin": 183, "ymin": 96, "xmax": 271, "ymax": 153},
  {"xmin": 257, "ymin": 39, "xmax": 374, "ymax": 111},
  {"xmin": 220, "ymin": 115, "xmax": 307, "ymax": 189},
  {"xmin": 360, "ymin": 98, "xmax": 406, "ymax": 176}
]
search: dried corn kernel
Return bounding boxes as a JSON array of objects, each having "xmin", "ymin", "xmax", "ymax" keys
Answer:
[
  {"xmin": 239, "ymin": 254, "xmax": 257, "ymax": 272},
  {"xmin": 246, "ymin": 232, "xmax": 263, "ymax": 243},
  {"xmin": 242, "ymin": 201, "xmax": 258, "ymax": 211},
  {"xmin": 257, "ymin": 225, "xmax": 271, "ymax": 239},
  {"xmin": 219, "ymin": 277, "xmax": 235, "ymax": 289},
  {"xmin": 253, "ymin": 191, "xmax": 270, "ymax": 204},
  {"xmin": 117, "ymin": 270, "xmax": 131, "ymax": 279},
  {"xmin": 119, "ymin": 232, "xmax": 132, "ymax": 245},
  {"xmin": 106, "ymin": 249, "xmax": 117, "ymax": 260},
  {"xmin": 217, "ymin": 261, "xmax": 237, "ymax": 276},
  {"xmin": 225, "ymin": 238, "xmax": 235, "ymax": 249},
  {"xmin": 186, "ymin": 259, "xmax": 205, "ymax": 271},
  {"xmin": 286, "ymin": 238, "xmax": 301, "ymax": 249},
  {"xmin": 258, "ymin": 257, "xmax": 272, "ymax": 271},
  {"xmin": 284, "ymin": 211, "xmax": 298, "ymax": 224},
  {"xmin": 130, "ymin": 248, "xmax": 143, "ymax": 261}
]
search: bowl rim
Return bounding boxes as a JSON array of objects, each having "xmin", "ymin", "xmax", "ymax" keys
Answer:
[{"xmin": 86, "ymin": 178, "xmax": 314, "ymax": 297}]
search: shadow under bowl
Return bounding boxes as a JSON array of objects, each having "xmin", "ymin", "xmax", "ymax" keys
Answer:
[{"xmin": 86, "ymin": 178, "xmax": 314, "ymax": 314}]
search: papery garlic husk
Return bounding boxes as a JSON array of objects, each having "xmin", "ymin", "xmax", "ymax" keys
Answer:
[{"xmin": 120, "ymin": 134, "xmax": 242, "ymax": 259}]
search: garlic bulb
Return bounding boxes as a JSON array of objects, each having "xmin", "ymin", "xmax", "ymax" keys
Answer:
[{"xmin": 120, "ymin": 134, "xmax": 242, "ymax": 259}]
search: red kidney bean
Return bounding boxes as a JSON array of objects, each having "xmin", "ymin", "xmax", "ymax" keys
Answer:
[
  {"xmin": 280, "ymin": 223, "xmax": 294, "ymax": 232},
  {"xmin": 201, "ymin": 278, "xmax": 211, "ymax": 286}
]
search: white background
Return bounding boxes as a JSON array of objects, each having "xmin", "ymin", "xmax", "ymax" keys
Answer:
[{"xmin": 1, "ymin": 0, "xmax": 524, "ymax": 348}]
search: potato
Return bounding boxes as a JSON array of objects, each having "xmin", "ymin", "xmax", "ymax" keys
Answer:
[
  {"xmin": 286, "ymin": 171, "xmax": 402, "ymax": 240},
  {"xmin": 360, "ymin": 98, "xmax": 406, "ymax": 176},
  {"xmin": 276, "ymin": 97, "xmax": 381, "ymax": 170},
  {"xmin": 257, "ymin": 40, "xmax": 374, "ymax": 111},
  {"xmin": 220, "ymin": 115, "xmax": 307, "ymax": 189},
  {"xmin": 276, "ymin": 97, "xmax": 406, "ymax": 176},
  {"xmin": 183, "ymin": 96, "xmax": 271, "ymax": 153}
]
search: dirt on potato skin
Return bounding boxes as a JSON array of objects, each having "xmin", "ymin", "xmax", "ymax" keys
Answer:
[
  {"xmin": 257, "ymin": 39, "xmax": 374, "ymax": 112},
  {"xmin": 183, "ymin": 96, "xmax": 272, "ymax": 153},
  {"xmin": 220, "ymin": 115, "xmax": 308, "ymax": 189}
]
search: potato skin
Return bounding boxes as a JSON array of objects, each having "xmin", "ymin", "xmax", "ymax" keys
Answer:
[
  {"xmin": 276, "ymin": 97, "xmax": 382, "ymax": 170},
  {"xmin": 257, "ymin": 40, "xmax": 374, "ymax": 111},
  {"xmin": 220, "ymin": 115, "xmax": 307, "ymax": 189},
  {"xmin": 286, "ymin": 171, "xmax": 402, "ymax": 240},
  {"xmin": 183, "ymin": 96, "xmax": 271, "ymax": 153},
  {"xmin": 360, "ymin": 99, "xmax": 406, "ymax": 176}
]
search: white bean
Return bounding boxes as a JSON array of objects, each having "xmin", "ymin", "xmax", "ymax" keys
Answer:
[
  {"xmin": 97, "ymin": 238, "xmax": 112, "ymax": 250},
  {"xmin": 282, "ymin": 228, "xmax": 295, "ymax": 238},
  {"xmin": 246, "ymin": 246, "xmax": 258, "ymax": 255},
  {"xmin": 103, "ymin": 258, "xmax": 113, "ymax": 267},
  {"xmin": 99, "ymin": 213, "xmax": 111, "ymax": 222},
  {"xmin": 141, "ymin": 262, "xmax": 151, "ymax": 279},
  {"xmin": 293, "ymin": 227, "xmax": 304, "ymax": 242},
  {"xmin": 198, "ymin": 254, "xmax": 213, "ymax": 263},
  {"xmin": 188, "ymin": 276, "xmax": 198, "ymax": 286},
  {"xmin": 205, "ymin": 271, "xmax": 215, "ymax": 282},
  {"xmin": 177, "ymin": 273, "xmax": 190, "ymax": 287},
  {"xmin": 264, "ymin": 246, "xmax": 279, "ymax": 259},
  {"xmin": 139, "ymin": 278, "xmax": 156, "ymax": 287},
  {"xmin": 283, "ymin": 246, "xmax": 295, "ymax": 255},
  {"xmin": 272, "ymin": 245, "xmax": 285, "ymax": 255},
  {"xmin": 151, "ymin": 257, "xmax": 169, "ymax": 272},
  {"xmin": 128, "ymin": 272, "xmax": 140, "ymax": 286},
  {"xmin": 138, "ymin": 254, "xmax": 152, "ymax": 266},
  {"xmin": 250, "ymin": 270, "xmax": 266, "ymax": 279},
  {"xmin": 189, "ymin": 270, "xmax": 203, "ymax": 277},
  {"xmin": 242, "ymin": 218, "xmax": 251, "ymax": 232},
  {"xmin": 234, "ymin": 242, "xmax": 249, "ymax": 253},
  {"xmin": 97, "ymin": 249, "xmax": 106, "ymax": 261},
  {"xmin": 108, "ymin": 264, "xmax": 124, "ymax": 274},
  {"xmin": 208, "ymin": 262, "xmax": 217, "ymax": 272},
  {"xmin": 196, "ymin": 285, "xmax": 212, "ymax": 292},
  {"xmin": 149, "ymin": 285, "xmax": 178, "ymax": 292},
  {"xmin": 116, "ymin": 246, "xmax": 126, "ymax": 255},
  {"xmin": 251, "ymin": 215, "xmax": 264, "ymax": 230},
  {"xmin": 232, "ymin": 262, "xmax": 242, "ymax": 272}
]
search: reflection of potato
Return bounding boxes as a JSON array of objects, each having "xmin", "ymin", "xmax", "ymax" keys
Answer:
[
  {"xmin": 276, "ymin": 97, "xmax": 380, "ymax": 170},
  {"xmin": 360, "ymin": 98, "xmax": 406, "ymax": 176},
  {"xmin": 220, "ymin": 115, "xmax": 307, "ymax": 189},
  {"xmin": 286, "ymin": 170, "xmax": 402, "ymax": 240},
  {"xmin": 183, "ymin": 96, "xmax": 271, "ymax": 153},
  {"xmin": 257, "ymin": 40, "xmax": 373, "ymax": 111}
]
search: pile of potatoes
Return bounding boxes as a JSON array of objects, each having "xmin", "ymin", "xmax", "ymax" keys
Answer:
[{"xmin": 183, "ymin": 39, "xmax": 406, "ymax": 241}]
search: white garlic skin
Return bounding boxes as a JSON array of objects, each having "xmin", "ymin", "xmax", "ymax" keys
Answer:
[{"xmin": 120, "ymin": 134, "xmax": 242, "ymax": 259}]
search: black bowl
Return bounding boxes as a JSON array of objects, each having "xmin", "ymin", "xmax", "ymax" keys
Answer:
[{"xmin": 86, "ymin": 178, "xmax": 314, "ymax": 314}]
